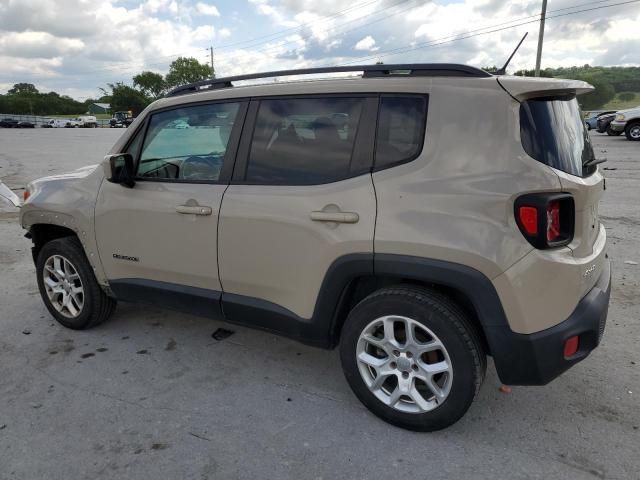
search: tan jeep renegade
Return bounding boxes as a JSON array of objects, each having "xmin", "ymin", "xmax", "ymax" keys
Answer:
[{"xmin": 20, "ymin": 64, "xmax": 611, "ymax": 431}]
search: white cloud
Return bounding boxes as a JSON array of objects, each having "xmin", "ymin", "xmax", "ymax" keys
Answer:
[
  {"xmin": 355, "ymin": 35, "xmax": 377, "ymax": 51},
  {"xmin": 218, "ymin": 27, "xmax": 231, "ymax": 38},
  {"xmin": 195, "ymin": 2, "xmax": 220, "ymax": 17}
]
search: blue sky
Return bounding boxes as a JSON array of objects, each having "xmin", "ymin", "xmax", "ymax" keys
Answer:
[{"xmin": 1, "ymin": 0, "xmax": 639, "ymax": 99}]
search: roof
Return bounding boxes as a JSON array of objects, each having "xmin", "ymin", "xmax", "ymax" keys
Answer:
[{"xmin": 92, "ymin": 103, "xmax": 111, "ymax": 109}]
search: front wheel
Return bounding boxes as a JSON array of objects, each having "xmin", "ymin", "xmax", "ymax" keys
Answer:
[
  {"xmin": 340, "ymin": 286, "xmax": 486, "ymax": 431},
  {"xmin": 625, "ymin": 121, "xmax": 640, "ymax": 141},
  {"xmin": 36, "ymin": 237, "xmax": 116, "ymax": 329}
]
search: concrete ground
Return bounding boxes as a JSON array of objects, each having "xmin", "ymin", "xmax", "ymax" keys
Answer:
[{"xmin": 0, "ymin": 128, "xmax": 639, "ymax": 480}]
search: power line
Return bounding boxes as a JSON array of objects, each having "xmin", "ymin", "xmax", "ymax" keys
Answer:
[{"xmin": 333, "ymin": 0, "xmax": 640, "ymax": 66}]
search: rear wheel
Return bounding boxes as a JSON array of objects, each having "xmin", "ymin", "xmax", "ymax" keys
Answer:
[
  {"xmin": 36, "ymin": 237, "xmax": 116, "ymax": 329},
  {"xmin": 340, "ymin": 286, "xmax": 486, "ymax": 431},
  {"xmin": 625, "ymin": 121, "xmax": 640, "ymax": 141}
]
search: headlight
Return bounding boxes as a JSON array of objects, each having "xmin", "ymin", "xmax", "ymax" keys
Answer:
[{"xmin": 615, "ymin": 114, "xmax": 626, "ymax": 121}]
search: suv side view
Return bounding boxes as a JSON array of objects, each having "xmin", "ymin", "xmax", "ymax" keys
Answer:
[{"xmin": 20, "ymin": 64, "xmax": 611, "ymax": 431}]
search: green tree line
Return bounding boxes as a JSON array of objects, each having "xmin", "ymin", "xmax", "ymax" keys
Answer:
[
  {"xmin": 513, "ymin": 65, "xmax": 640, "ymax": 110},
  {"xmin": 1, "ymin": 56, "xmax": 212, "ymax": 116}
]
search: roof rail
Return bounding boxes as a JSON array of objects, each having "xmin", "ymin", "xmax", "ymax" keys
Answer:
[{"xmin": 166, "ymin": 63, "xmax": 492, "ymax": 97}]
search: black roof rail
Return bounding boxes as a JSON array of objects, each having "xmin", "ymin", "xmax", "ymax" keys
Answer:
[{"xmin": 166, "ymin": 63, "xmax": 492, "ymax": 97}]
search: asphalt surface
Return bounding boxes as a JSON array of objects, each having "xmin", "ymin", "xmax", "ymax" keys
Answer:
[{"xmin": 0, "ymin": 128, "xmax": 639, "ymax": 480}]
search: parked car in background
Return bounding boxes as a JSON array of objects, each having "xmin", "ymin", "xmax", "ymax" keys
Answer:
[
  {"xmin": 41, "ymin": 119, "xmax": 53, "ymax": 128},
  {"xmin": 109, "ymin": 111, "xmax": 134, "ymax": 128},
  {"xmin": 596, "ymin": 113, "xmax": 621, "ymax": 136},
  {"xmin": 46, "ymin": 119, "xmax": 72, "ymax": 128},
  {"xmin": 71, "ymin": 115, "xmax": 98, "ymax": 128},
  {"xmin": 17, "ymin": 121, "xmax": 35, "ymax": 128},
  {"xmin": 609, "ymin": 106, "xmax": 640, "ymax": 141},
  {"xmin": 0, "ymin": 118, "xmax": 19, "ymax": 128},
  {"xmin": 584, "ymin": 111, "xmax": 616, "ymax": 130}
]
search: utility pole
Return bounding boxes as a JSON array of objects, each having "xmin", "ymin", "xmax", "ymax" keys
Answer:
[
  {"xmin": 209, "ymin": 46, "xmax": 215, "ymax": 79},
  {"xmin": 534, "ymin": 0, "xmax": 547, "ymax": 77}
]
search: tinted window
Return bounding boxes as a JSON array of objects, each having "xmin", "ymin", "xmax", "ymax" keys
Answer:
[
  {"xmin": 520, "ymin": 95, "xmax": 596, "ymax": 177},
  {"xmin": 375, "ymin": 96, "xmax": 427, "ymax": 170},
  {"xmin": 137, "ymin": 102, "xmax": 240, "ymax": 182},
  {"xmin": 246, "ymin": 98, "xmax": 364, "ymax": 184}
]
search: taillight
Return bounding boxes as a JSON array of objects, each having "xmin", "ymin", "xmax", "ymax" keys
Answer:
[
  {"xmin": 515, "ymin": 193, "xmax": 574, "ymax": 249},
  {"xmin": 23, "ymin": 190, "xmax": 31, "ymax": 202}
]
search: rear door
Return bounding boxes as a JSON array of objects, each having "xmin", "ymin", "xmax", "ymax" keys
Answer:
[
  {"xmin": 218, "ymin": 95, "xmax": 377, "ymax": 324},
  {"xmin": 95, "ymin": 100, "xmax": 247, "ymax": 310}
]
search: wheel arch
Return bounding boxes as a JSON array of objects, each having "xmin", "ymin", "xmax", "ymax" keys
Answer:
[
  {"xmin": 28, "ymin": 223, "xmax": 79, "ymax": 263},
  {"xmin": 324, "ymin": 254, "xmax": 509, "ymax": 356}
]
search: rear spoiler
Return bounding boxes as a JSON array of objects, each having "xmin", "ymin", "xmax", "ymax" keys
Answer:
[{"xmin": 496, "ymin": 76, "xmax": 594, "ymax": 102}]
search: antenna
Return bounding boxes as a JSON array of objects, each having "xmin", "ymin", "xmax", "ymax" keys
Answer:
[{"xmin": 495, "ymin": 32, "xmax": 528, "ymax": 75}]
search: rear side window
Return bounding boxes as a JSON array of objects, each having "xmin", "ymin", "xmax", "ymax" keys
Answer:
[
  {"xmin": 520, "ymin": 95, "xmax": 596, "ymax": 177},
  {"xmin": 375, "ymin": 95, "xmax": 427, "ymax": 170},
  {"xmin": 246, "ymin": 97, "xmax": 364, "ymax": 184}
]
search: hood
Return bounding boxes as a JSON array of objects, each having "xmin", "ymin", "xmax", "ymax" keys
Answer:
[
  {"xmin": 616, "ymin": 106, "xmax": 640, "ymax": 115},
  {"xmin": 496, "ymin": 75, "xmax": 593, "ymax": 101},
  {"xmin": 31, "ymin": 164, "xmax": 99, "ymax": 184}
]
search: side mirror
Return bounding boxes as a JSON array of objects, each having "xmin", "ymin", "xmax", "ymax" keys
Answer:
[{"xmin": 106, "ymin": 153, "xmax": 136, "ymax": 188}]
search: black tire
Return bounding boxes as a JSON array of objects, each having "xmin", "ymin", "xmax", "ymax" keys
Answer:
[
  {"xmin": 625, "ymin": 121, "xmax": 640, "ymax": 141},
  {"xmin": 36, "ymin": 237, "xmax": 116, "ymax": 329},
  {"xmin": 606, "ymin": 127, "xmax": 622, "ymax": 136},
  {"xmin": 340, "ymin": 286, "xmax": 486, "ymax": 431}
]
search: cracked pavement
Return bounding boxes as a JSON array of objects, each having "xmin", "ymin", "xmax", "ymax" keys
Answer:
[{"xmin": 1, "ymin": 129, "xmax": 639, "ymax": 479}]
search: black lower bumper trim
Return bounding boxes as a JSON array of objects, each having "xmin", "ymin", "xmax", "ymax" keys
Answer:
[{"xmin": 490, "ymin": 259, "xmax": 611, "ymax": 385}]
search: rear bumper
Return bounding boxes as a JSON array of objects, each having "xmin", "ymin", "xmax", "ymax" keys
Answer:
[{"xmin": 488, "ymin": 258, "xmax": 611, "ymax": 385}]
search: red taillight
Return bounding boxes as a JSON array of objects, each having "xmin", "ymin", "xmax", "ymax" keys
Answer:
[
  {"xmin": 514, "ymin": 193, "xmax": 574, "ymax": 249},
  {"xmin": 23, "ymin": 190, "xmax": 31, "ymax": 202},
  {"xmin": 564, "ymin": 335, "xmax": 579, "ymax": 358},
  {"xmin": 546, "ymin": 201, "xmax": 561, "ymax": 242},
  {"xmin": 518, "ymin": 206, "xmax": 538, "ymax": 235}
]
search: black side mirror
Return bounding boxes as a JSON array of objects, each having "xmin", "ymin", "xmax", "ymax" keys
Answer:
[{"xmin": 107, "ymin": 153, "xmax": 136, "ymax": 188}]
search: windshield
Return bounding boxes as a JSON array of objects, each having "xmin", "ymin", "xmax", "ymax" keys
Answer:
[{"xmin": 520, "ymin": 95, "xmax": 596, "ymax": 177}]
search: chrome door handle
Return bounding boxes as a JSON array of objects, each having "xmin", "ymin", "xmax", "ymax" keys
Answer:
[
  {"xmin": 310, "ymin": 211, "xmax": 359, "ymax": 223},
  {"xmin": 176, "ymin": 205, "xmax": 212, "ymax": 215}
]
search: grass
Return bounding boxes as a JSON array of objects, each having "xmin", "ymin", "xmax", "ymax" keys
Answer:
[{"xmin": 601, "ymin": 92, "xmax": 640, "ymax": 111}]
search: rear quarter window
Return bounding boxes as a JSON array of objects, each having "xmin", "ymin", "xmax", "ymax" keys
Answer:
[
  {"xmin": 520, "ymin": 95, "xmax": 596, "ymax": 177},
  {"xmin": 374, "ymin": 95, "xmax": 428, "ymax": 171}
]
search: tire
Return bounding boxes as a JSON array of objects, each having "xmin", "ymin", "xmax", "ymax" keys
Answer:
[
  {"xmin": 340, "ymin": 286, "xmax": 486, "ymax": 431},
  {"xmin": 607, "ymin": 127, "xmax": 622, "ymax": 136},
  {"xmin": 585, "ymin": 122, "xmax": 591, "ymax": 131},
  {"xmin": 625, "ymin": 121, "xmax": 640, "ymax": 141},
  {"xmin": 36, "ymin": 237, "xmax": 116, "ymax": 329}
]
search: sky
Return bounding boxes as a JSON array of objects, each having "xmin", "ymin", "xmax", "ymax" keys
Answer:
[{"xmin": 1, "ymin": 0, "xmax": 639, "ymax": 100}]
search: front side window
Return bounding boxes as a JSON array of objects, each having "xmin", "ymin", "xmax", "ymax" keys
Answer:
[
  {"xmin": 137, "ymin": 102, "xmax": 240, "ymax": 182},
  {"xmin": 375, "ymin": 95, "xmax": 427, "ymax": 170},
  {"xmin": 246, "ymin": 97, "xmax": 364, "ymax": 184},
  {"xmin": 520, "ymin": 95, "xmax": 596, "ymax": 177}
]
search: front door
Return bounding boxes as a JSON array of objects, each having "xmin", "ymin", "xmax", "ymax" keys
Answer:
[{"xmin": 95, "ymin": 100, "xmax": 247, "ymax": 313}]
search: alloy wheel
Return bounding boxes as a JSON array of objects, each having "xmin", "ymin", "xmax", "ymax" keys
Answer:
[
  {"xmin": 43, "ymin": 254, "xmax": 84, "ymax": 318},
  {"xmin": 356, "ymin": 315, "xmax": 453, "ymax": 414}
]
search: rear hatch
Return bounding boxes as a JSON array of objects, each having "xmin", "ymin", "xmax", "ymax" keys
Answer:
[{"xmin": 499, "ymin": 76, "xmax": 607, "ymax": 293}]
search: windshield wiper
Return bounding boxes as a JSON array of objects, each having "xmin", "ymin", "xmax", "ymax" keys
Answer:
[{"xmin": 583, "ymin": 157, "xmax": 607, "ymax": 168}]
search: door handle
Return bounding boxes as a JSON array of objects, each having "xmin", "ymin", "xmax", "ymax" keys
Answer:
[
  {"xmin": 176, "ymin": 205, "xmax": 212, "ymax": 215},
  {"xmin": 310, "ymin": 210, "xmax": 359, "ymax": 224}
]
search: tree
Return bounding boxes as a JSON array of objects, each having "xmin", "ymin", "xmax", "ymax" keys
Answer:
[
  {"xmin": 109, "ymin": 83, "xmax": 150, "ymax": 115},
  {"xmin": 574, "ymin": 75, "xmax": 615, "ymax": 110},
  {"xmin": 8, "ymin": 83, "xmax": 39, "ymax": 95},
  {"xmin": 133, "ymin": 71, "xmax": 166, "ymax": 99},
  {"xmin": 164, "ymin": 57, "xmax": 212, "ymax": 89}
]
